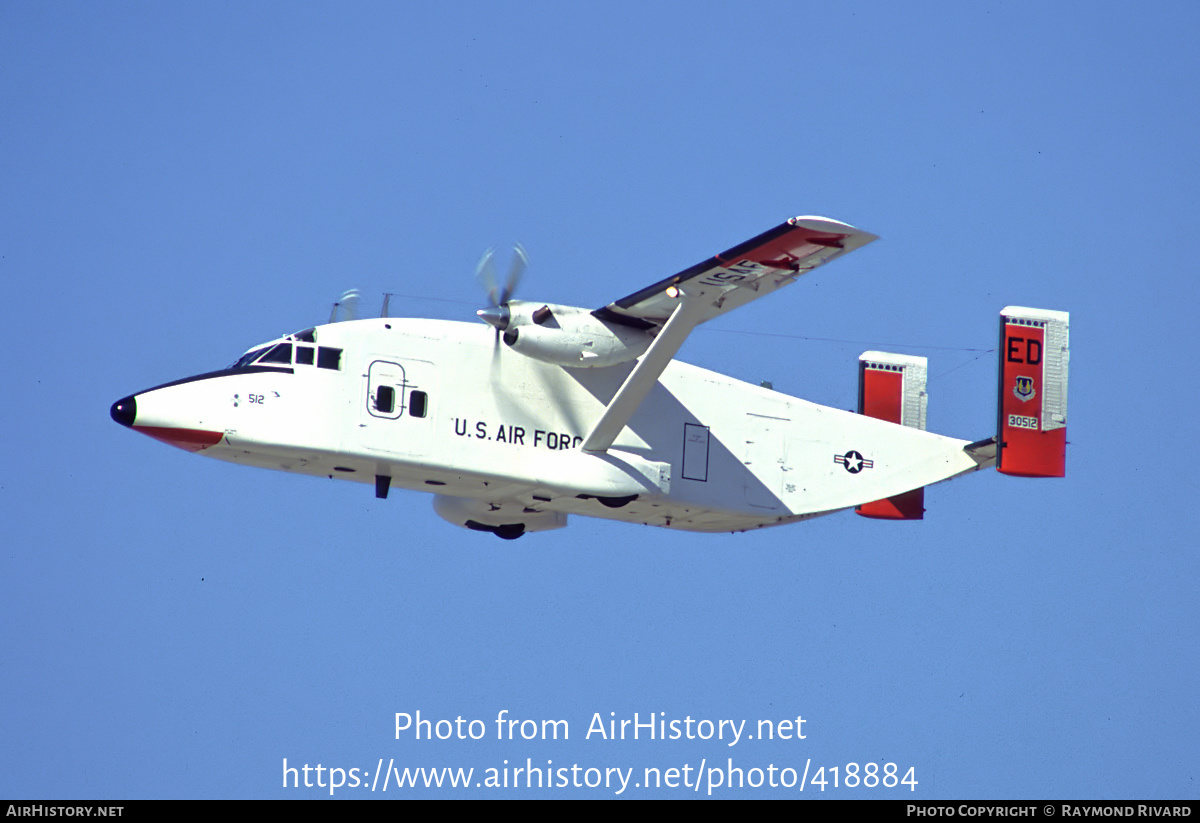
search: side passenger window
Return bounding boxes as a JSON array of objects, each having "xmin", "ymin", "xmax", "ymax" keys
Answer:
[
  {"xmin": 409, "ymin": 390, "xmax": 428, "ymax": 418},
  {"xmin": 375, "ymin": 386, "xmax": 395, "ymax": 414}
]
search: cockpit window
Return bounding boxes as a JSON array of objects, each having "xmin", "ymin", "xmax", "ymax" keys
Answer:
[
  {"xmin": 293, "ymin": 328, "xmax": 316, "ymax": 343},
  {"xmin": 231, "ymin": 340, "xmax": 338, "ymax": 370},
  {"xmin": 317, "ymin": 347, "xmax": 342, "ymax": 370},
  {"xmin": 258, "ymin": 343, "xmax": 293, "ymax": 364},
  {"xmin": 231, "ymin": 346, "xmax": 269, "ymax": 368}
]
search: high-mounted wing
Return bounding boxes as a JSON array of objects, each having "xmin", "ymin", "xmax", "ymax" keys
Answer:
[
  {"xmin": 593, "ymin": 216, "xmax": 877, "ymax": 330},
  {"xmin": 581, "ymin": 216, "xmax": 877, "ymax": 452}
]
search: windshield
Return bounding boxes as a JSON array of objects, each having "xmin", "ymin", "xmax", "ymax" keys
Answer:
[
  {"xmin": 230, "ymin": 346, "xmax": 269, "ymax": 368},
  {"xmin": 229, "ymin": 334, "xmax": 339, "ymax": 371},
  {"xmin": 257, "ymin": 343, "xmax": 292, "ymax": 364}
]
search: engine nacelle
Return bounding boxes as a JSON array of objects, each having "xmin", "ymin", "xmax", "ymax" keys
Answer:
[
  {"xmin": 432, "ymin": 495, "xmax": 567, "ymax": 540},
  {"xmin": 501, "ymin": 301, "xmax": 652, "ymax": 368}
]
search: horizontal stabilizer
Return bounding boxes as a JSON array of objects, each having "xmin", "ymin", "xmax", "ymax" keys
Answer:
[
  {"xmin": 997, "ymin": 307, "xmax": 1069, "ymax": 477},
  {"xmin": 856, "ymin": 352, "xmax": 928, "ymax": 520},
  {"xmin": 964, "ymin": 437, "xmax": 998, "ymax": 467}
]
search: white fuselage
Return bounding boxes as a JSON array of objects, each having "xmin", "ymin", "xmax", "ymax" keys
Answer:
[{"xmin": 116, "ymin": 316, "xmax": 983, "ymax": 533}]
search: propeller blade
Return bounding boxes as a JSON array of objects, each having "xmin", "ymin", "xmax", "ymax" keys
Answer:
[
  {"xmin": 475, "ymin": 244, "xmax": 526, "ymax": 375},
  {"xmin": 499, "ymin": 244, "xmax": 527, "ymax": 306},
  {"xmin": 476, "ymin": 249, "xmax": 499, "ymax": 306}
]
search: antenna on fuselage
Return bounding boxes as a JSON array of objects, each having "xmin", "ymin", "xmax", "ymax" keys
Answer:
[{"xmin": 381, "ymin": 293, "xmax": 392, "ymax": 318}]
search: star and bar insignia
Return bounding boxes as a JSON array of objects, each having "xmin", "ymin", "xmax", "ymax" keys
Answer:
[{"xmin": 835, "ymin": 450, "xmax": 874, "ymax": 474}]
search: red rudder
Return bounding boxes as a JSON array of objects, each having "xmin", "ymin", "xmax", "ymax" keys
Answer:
[
  {"xmin": 856, "ymin": 352, "xmax": 928, "ymax": 520},
  {"xmin": 997, "ymin": 307, "xmax": 1069, "ymax": 478}
]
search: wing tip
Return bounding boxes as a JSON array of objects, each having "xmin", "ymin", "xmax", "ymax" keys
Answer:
[{"xmin": 790, "ymin": 215, "xmax": 879, "ymax": 244}]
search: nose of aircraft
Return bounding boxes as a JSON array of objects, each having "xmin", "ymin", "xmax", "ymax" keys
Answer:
[
  {"xmin": 109, "ymin": 388, "xmax": 224, "ymax": 452},
  {"xmin": 110, "ymin": 395, "xmax": 137, "ymax": 427}
]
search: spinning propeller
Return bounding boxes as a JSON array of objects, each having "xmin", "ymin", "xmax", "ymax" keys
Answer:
[{"xmin": 475, "ymin": 244, "xmax": 527, "ymax": 344}]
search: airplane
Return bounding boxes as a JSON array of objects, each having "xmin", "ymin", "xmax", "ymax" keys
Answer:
[{"xmin": 110, "ymin": 216, "xmax": 1069, "ymax": 539}]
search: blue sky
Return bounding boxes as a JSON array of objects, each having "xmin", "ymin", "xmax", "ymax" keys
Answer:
[{"xmin": 2, "ymin": 1, "xmax": 1196, "ymax": 798}]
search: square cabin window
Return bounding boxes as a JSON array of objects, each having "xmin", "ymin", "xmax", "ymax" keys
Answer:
[{"xmin": 317, "ymin": 347, "xmax": 342, "ymax": 370}]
